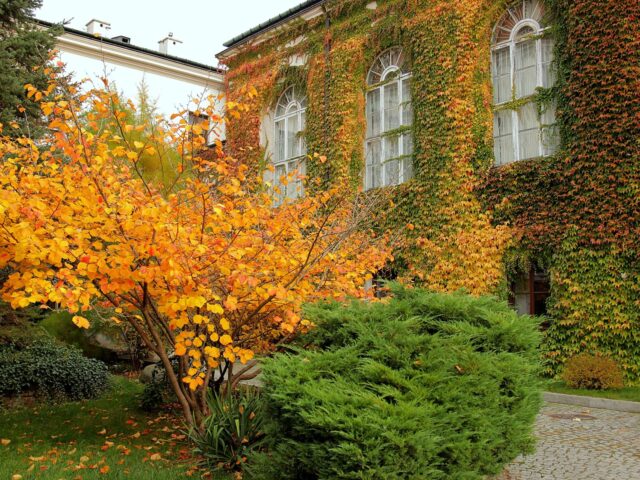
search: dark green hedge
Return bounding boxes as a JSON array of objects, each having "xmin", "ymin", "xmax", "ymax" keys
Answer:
[
  {"xmin": 250, "ymin": 287, "xmax": 542, "ymax": 480},
  {"xmin": 0, "ymin": 339, "xmax": 109, "ymax": 401}
]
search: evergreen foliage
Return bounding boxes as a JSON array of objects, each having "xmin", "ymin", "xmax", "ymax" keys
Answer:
[
  {"xmin": 0, "ymin": 0, "xmax": 57, "ymax": 136},
  {"xmin": 0, "ymin": 338, "xmax": 109, "ymax": 401},
  {"xmin": 250, "ymin": 287, "xmax": 542, "ymax": 479}
]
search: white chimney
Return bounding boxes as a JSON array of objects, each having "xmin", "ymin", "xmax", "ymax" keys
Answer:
[
  {"xmin": 158, "ymin": 33, "xmax": 183, "ymax": 55},
  {"xmin": 86, "ymin": 19, "xmax": 111, "ymax": 36}
]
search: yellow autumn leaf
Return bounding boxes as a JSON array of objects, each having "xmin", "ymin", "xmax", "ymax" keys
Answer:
[
  {"xmin": 206, "ymin": 303, "xmax": 224, "ymax": 314},
  {"xmin": 72, "ymin": 315, "xmax": 90, "ymax": 329},
  {"xmin": 224, "ymin": 296, "xmax": 238, "ymax": 311}
]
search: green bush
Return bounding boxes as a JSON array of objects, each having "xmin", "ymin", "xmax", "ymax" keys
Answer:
[
  {"xmin": 0, "ymin": 338, "xmax": 109, "ymax": 401},
  {"xmin": 562, "ymin": 353, "xmax": 624, "ymax": 390},
  {"xmin": 249, "ymin": 286, "xmax": 542, "ymax": 480},
  {"xmin": 189, "ymin": 387, "xmax": 266, "ymax": 472}
]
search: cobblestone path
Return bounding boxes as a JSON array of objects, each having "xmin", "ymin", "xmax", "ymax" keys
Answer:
[{"xmin": 502, "ymin": 403, "xmax": 640, "ymax": 480}]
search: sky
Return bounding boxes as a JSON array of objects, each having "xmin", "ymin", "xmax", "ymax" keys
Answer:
[{"xmin": 36, "ymin": 0, "xmax": 305, "ymax": 67}]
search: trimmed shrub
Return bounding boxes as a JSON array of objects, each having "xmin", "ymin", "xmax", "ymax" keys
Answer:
[
  {"xmin": 0, "ymin": 338, "xmax": 109, "ymax": 401},
  {"xmin": 250, "ymin": 286, "xmax": 542, "ymax": 480},
  {"xmin": 562, "ymin": 353, "xmax": 624, "ymax": 390}
]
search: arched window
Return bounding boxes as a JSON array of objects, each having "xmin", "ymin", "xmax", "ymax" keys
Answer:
[
  {"xmin": 273, "ymin": 86, "xmax": 306, "ymax": 203},
  {"xmin": 491, "ymin": 0, "xmax": 558, "ymax": 165},
  {"xmin": 365, "ymin": 47, "xmax": 413, "ymax": 190}
]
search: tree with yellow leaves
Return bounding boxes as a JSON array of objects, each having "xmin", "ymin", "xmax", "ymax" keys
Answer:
[{"xmin": 0, "ymin": 76, "xmax": 391, "ymax": 427}]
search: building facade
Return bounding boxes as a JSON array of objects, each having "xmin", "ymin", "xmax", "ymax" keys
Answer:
[
  {"xmin": 39, "ymin": 19, "xmax": 225, "ymax": 124},
  {"xmin": 218, "ymin": 0, "xmax": 640, "ymax": 380}
]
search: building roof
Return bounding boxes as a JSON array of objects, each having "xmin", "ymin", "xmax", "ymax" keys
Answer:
[
  {"xmin": 37, "ymin": 19, "xmax": 224, "ymax": 75},
  {"xmin": 222, "ymin": 0, "xmax": 325, "ymax": 48}
]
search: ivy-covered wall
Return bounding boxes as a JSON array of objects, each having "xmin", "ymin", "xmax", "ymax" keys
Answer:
[{"xmin": 222, "ymin": 0, "xmax": 640, "ymax": 381}]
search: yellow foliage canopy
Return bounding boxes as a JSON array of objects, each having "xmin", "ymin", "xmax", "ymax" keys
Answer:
[{"xmin": 0, "ymin": 78, "xmax": 391, "ymax": 425}]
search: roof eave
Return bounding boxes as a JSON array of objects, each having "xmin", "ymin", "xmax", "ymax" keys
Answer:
[
  {"xmin": 37, "ymin": 18, "xmax": 225, "ymax": 76},
  {"xmin": 217, "ymin": 0, "xmax": 326, "ymax": 60}
]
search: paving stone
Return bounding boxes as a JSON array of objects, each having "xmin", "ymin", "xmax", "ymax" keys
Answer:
[{"xmin": 502, "ymin": 402, "xmax": 640, "ymax": 480}]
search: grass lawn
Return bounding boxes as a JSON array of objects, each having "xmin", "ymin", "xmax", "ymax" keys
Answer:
[
  {"xmin": 547, "ymin": 381, "xmax": 640, "ymax": 403},
  {"xmin": 0, "ymin": 376, "xmax": 229, "ymax": 479}
]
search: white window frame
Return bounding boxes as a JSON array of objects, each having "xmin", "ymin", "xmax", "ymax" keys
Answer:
[
  {"xmin": 273, "ymin": 86, "xmax": 306, "ymax": 203},
  {"xmin": 365, "ymin": 47, "xmax": 413, "ymax": 190},
  {"xmin": 491, "ymin": 1, "xmax": 557, "ymax": 165}
]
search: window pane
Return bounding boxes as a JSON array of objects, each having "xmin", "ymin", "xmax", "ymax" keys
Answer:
[
  {"xmin": 402, "ymin": 157, "xmax": 413, "ymax": 182},
  {"xmin": 541, "ymin": 38, "xmax": 555, "ymax": 88},
  {"xmin": 493, "ymin": 110, "xmax": 514, "ymax": 165},
  {"xmin": 539, "ymin": 100, "xmax": 558, "ymax": 155},
  {"xmin": 383, "ymin": 135, "xmax": 400, "ymax": 186},
  {"xmin": 518, "ymin": 102, "xmax": 540, "ymax": 160},
  {"xmin": 383, "ymin": 82, "xmax": 400, "ymax": 131},
  {"xmin": 384, "ymin": 135, "xmax": 399, "ymax": 161},
  {"xmin": 514, "ymin": 293, "xmax": 531, "ymax": 315},
  {"xmin": 287, "ymin": 114, "xmax": 299, "ymax": 159},
  {"xmin": 541, "ymin": 125, "xmax": 559, "ymax": 156},
  {"xmin": 540, "ymin": 101, "xmax": 556, "ymax": 126},
  {"xmin": 384, "ymin": 159, "xmax": 400, "ymax": 186},
  {"xmin": 492, "ymin": 47, "xmax": 511, "ymax": 104},
  {"xmin": 300, "ymin": 111, "xmax": 307, "ymax": 155},
  {"xmin": 275, "ymin": 120, "xmax": 285, "ymax": 162},
  {"xmin": 366, "ymin": 89, "xmax": 381, "ymax": 137},
  {"xmin": 511, "ymin": 271, "xmax": 531, "ymax": 315},
  {"xmin": 365, "ymin": 139, "xmax": 381, "ymax": 190},
  {"xmin": 402, "ymin": 78, "xmax": 412, "ymax": 125},
  {"xmin": 515, "ymin": 39, "xmax": 537, "ymax": 98},
  {"xmin": 402, "ymin": 133, "xmax": 413, "ymax": 156},
  {"xmin": 514, "ymin": 25, "xmax": 535, "ymax": 41}
]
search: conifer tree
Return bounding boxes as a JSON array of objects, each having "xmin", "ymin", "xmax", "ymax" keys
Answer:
[{"xmin": 0, "ymin": 0, "xmax": 57, "ymax": 137}]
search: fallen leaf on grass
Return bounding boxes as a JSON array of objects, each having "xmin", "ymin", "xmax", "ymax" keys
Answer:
[
  {"xmin": 101, "ymin": 441, "xmax": 115, "ymax": 451},
  {"xmin": 1, "ymin": 438, "xmax": 11, "ymax": 446}
]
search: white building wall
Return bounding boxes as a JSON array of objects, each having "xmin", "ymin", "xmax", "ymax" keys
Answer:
[{"xmin": 57, "ymin": 50, "xmax": 219, "ymax": 117}]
